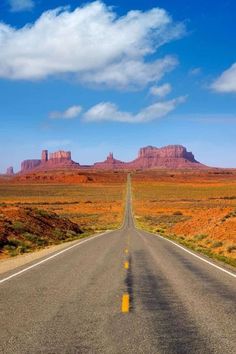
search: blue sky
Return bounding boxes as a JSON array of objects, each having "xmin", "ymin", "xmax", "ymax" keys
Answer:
[{"xmin": 0, "ymin": 0, "xmax": 236, "ymax": 171}]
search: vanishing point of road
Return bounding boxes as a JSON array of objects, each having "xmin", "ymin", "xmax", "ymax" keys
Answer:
[{"xmin": 1, "ymin": 176, "xmax": 236, "ymax": 353}]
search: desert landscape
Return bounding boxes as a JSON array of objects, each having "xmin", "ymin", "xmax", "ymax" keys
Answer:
[
  {"xmin": 132, "ymin": 170, "xmax": 236, "ymax": 266},
  {"xmin": 1, "ymin": 151, "xmax": 236, "ymax": 268},
  {"xmin": 0, "ymin": 170, "xmax": 127, "ymax": 258},
  {"xmin": 1, "ymin": 2, "xmax": 236, "ymax": 352}
]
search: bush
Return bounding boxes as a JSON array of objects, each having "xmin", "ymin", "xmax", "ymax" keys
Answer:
[
  {"xmin": 194, "ymin": 234, "xmax": 208, "ymax": 241},
  {"xmin": 212, "ymin": 241, "xmax": 223, "ymax": 248},
  {"xmin": 35, "ymin": 209, "xmax": 51, "ymax": 217},
  {"xmin": 173, "ymin": 211, "xmax": 183, "ymax": 216},
  {"xmin": 53, "ymin": 228, "xmax": 66, "ymax": 240},
  {"xmin": 23, "ymin": 232, "xmax": 38, "ymax": 242},
  {"xmin": 12, "ymin": 221, "xmax": 26, "ymax": 232},
  {"xmin": 227, "ymin": 245, "xmax": 236, "ymax": 253}
]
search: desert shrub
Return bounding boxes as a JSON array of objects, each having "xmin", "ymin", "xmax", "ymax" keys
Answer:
[
  {"xmin": 18, "ymin": 241, "xmax": 31, "ymax": 253},
  {"xmin": 156, "ymin": 228, "xmax": 165, "ymax": 234},
  {"xmin": 23, "ymin": 232, "xmax": 38, "ymax": 242},
  {"xmin": 227, "ymin": 245, "xmax": 236, "ymax": 253},
  {"xmin": 12, "ymin": 221, "xmax": 26, "ymax": 232},
  {"xmin": 53, "ymin": 228, "xmax": 66, "ymax": 240},
  {"xmin": 212, "ymin": 241, "xmax": 223, "ymax": 248},
  {"xmin": 7, "ymin": 238, "xmax": 21, "ymax": 248},
  {"xmin": 173, "ymin": 211, "xmax": 183, "ymax": 216},
  {"xmin": 35, "ymin": 209, "xmax": 51, "ymax": 217},
  {"xmin": 221, "ymin": 209, "xmax": 236, "ymax": 222},
  {"xmin": 194, "ymin": 234, "xmax": 208, "ymax": 241}
]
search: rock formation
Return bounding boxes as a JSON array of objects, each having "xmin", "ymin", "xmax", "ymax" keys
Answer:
[
  {"xmin": 93, "ymin": 145, "xmax": 206, "ymax": 170},
  {"xmin": 49, "ymin": 151, "xmax": 71, "ymax": 163},
  {"xmin": 6, "ymin": 166, "xmax": 14, "ymax": 175},
  {"xmin": 21, "ymin": 150, "xmax": 77, "ymax": 173},
  {"xmin": 21, "ymin": 159, "xmax": 41, "ymax": 172},
  {"xmin": 138, "ymin": 145, "xmax": 196, "ymax": 161},
  {"xmin": 94, "ymin": 153, "xmax": 125, "ymax": 169},
  {"xmin": 127, "ymin": 145, "xmax": 202, "ymax": 169},
  {"xmin": 41, "ymin": 150, "xmax": 48, "ymax": 162},
  {"xmin": 19, "ymin": 145, "xmax": 207, "ymax": 173}
]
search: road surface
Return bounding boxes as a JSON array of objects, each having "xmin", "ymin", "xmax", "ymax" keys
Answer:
[{"xmin": 0, "ymin": 176, "xmax": 236, "ymax": 353}]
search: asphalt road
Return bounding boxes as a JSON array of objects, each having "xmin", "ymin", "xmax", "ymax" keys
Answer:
[{"xmin": 0, "ymin": 177, "xmax": 236, "ymax": 353}]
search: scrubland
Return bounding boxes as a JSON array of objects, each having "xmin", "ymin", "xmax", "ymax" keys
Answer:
[
  {"xmin": 132, "ymin": 170, "xmax": 236, "ymax": 267},
  {"xmin": 0, "ymin": 171, "xmax": 126, "ymax": 258}
]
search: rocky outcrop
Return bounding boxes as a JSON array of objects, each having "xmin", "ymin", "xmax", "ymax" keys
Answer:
[
  {"xmin": 41, "ymin": 150, "xmax": 48, "ymax": 162},
  {"xmin": 138, "ymin": 145, "xmax": 196, "ymax": 162},
  {"xmin": 128, "ymin": 145, "xmax": 202, "ymax": 169},
  {"xmin": 6, "ymin": 166, "xmax": 14, "ymax": 175},
  {"xmin": 20, "ymin": 150, "xmax": 77, "ymax": 173},
  {"xmin": 94, "ymin": 153, "xmax": 125, "ymax": 169},
  {"xmin": 49, "ymin": 151, "xmax": 71, "ymax": 163},
  {"xmin": 93, "ymin": 145, "xmax": 206, "ymax": 170},
  {"xmin": 19, "ymin": 145, "xmax": 207, "ymax": 173},
  {"xmin": 21, "ymin": 160, "xmax": 41, "ymax": 172}
]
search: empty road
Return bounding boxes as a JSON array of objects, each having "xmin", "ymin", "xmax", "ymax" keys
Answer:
[{"xmin": 1, "ymin": 176, "xmax": 236, "ymax": 353}]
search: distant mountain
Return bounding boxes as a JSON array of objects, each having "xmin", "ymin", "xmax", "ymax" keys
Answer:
[{"xmin": 19, "ymin": 145, "xmax": 207, "ymax": 173}]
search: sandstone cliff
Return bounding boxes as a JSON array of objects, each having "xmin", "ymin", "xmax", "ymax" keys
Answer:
[
  {"xmin": 19, "ymin": 145, "xmax": 207, "ymax": 173},
  {"xmin": 21, "ymin": 159, "xmax": 41, "ymax": 172},
  {"xmin": 49, "ymin": 151, "xmax": 71, "ymax": 162},
  {"xmin": 128, "ymin": 145, "xmax": 202, "ymax": 169},
  {"xmin": 94, "ymin": 153, "xmax": 125, "ymax": 169},
  {"xmin": 93, "ymin": 145, "xmax": 206, "ymax": 170}
]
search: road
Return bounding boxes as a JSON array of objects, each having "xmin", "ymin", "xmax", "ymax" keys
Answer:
[{"xmin": 1, "ymin": 176, "xmax": 236, "ymax": 353}]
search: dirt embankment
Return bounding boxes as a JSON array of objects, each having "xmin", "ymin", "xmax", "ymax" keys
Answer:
[{"xmin": 0, "ymin": 206, "xmax": 83, "ymax": 258}]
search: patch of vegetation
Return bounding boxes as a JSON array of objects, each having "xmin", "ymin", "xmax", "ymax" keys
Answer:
[
  {"xmin": 227, "ymin": 245, "xmax": 236, "ymax": 253},
  {"xmin": 212, "ymin": 241, "xmax": 224, "ymax": 248},
  {"xmin": 194, "ymin": 234, "xmax": 208, "ymax": 241},
  {"xmin": 35, "ymin": 209, "xmax": 52, "ymax": 217},
  {"xmin": 172, "ymin": 211, "xmax": 183, "ymax": 216},
  {"xmin": 221, "ymin": 209, "xmax": 236, "ymax": 222},
  {"xmin": 11, "ymin": 221, "xmax": 26, "ymax": 233}
]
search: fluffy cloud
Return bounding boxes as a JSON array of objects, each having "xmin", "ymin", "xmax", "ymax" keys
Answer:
[
  {"xmin": 211, "ymin": 63, "xmax": 236, "ymax": 93},
  {"xmin": 0, "ymin": 1, "xmax": 185, "ymax": 89},
  {"xmin": 9, "ymin": 0, "xmax": 34, "ymax": 12},
  {"xmin": 149, "ymin": 83, "xmax": 172, "ymax": 97},
  {"xmin": 83, "ymin": 96, "xmax": 186, "ymax": 123},
  {"xmin": 49, "ymin": 105, "xmax": 82, "ymax": 119},
  {"xmin": 82, "ymin": 57, "xmax": 177, "ymax": 89}
]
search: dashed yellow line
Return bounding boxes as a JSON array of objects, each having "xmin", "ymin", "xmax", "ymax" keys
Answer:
[
  {"xmin": 121, "ymin": 293, "xmax": 130, "ymax": 313},
  {"xmin": 124, "ymin": 261, "xmax": 129, "ymax": 270}
]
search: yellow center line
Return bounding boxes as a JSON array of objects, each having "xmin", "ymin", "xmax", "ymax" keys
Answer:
[
  {"xmin": 121, "ymin": 293, "xmax": 130, "ymax": 313},
  {"xmin": 124, "ymin": 261, "xmax": 129, "ymax": 270}
]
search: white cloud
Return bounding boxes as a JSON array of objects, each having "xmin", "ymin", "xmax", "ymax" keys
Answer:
[
  {"xmin": 0, "ymin": 1, "xmax": 185, "ymax": 89},
  {"xmin": 81, "ymin": 57, "xmax": 177, "ymax": 89},
  {"xmin": 150, "ymin": 83, "xmax": 172, "ymax": 97},
  {"xmin": 49, "ymin": 105, "xmax": 82, "ymax": 119},
  {"xmin": 83, "ymin": 96, "xmax": 186, "ymax": 123},
  {"xmin": 189, "ymin": 67, "xmax": 201, "ymax": 76},
  {"xmin": 211, "ymin": 63, "xmax": 236, "ymax": 93},
  {"xmin": 9, "ymin": 0, "xmax": 34, "ymax": 12}
]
